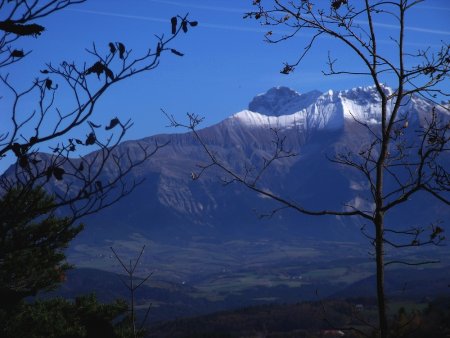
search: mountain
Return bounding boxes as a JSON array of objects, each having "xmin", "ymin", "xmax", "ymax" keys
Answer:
[
  {"xmin": 4, "ymin": 85, "xmax": 449, "ymax": 248},
  {"xmin": 4, "ymin": 85, "xmax": 449, "ymax": 316},
  {"xmin": 79, "ymin": 85, "xmax": 446, "ymax": 237},
  {"xmin": 248, "ymin": 86, "xmax": 322, "ymax": 117}
]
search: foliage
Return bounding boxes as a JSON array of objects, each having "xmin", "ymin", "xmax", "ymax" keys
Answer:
[
  {"xmin": 150, "ymin": 299, "xmax": 362, "ymax": 337},
  {"xmin": 0, "ymin": 0, "xmax": 195, "ymax": 224},
  {"xmin": 0, "ymin": 294, "xmax": 128, "ymax": 338},
  {"xmin": 388, "ymin": 298, "xmax": 450, "ymax": 338},
  {"xmin": 0, "ymin": 1, "xmax": 196, "ymax": 335},
  {"xmin": 0, "ymin": 187, "xmax": 83, "ymax": 310},
  {"xmin": 149, "ymin": 298, "xmax": 450, "ymax": 337}
]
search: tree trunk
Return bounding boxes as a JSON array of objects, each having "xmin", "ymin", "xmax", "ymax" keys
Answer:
[{"xmin": 375, "ymin": 211, "xmax": 388, "ymax": 338}]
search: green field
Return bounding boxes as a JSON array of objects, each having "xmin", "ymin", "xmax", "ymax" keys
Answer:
[
  {"xmin": 60, "ymin": 232, "xmax": 450, "ymax": 325},
  {"xmin": 67, "ymin": 231, "xmax": 450, "ymax": 305}
]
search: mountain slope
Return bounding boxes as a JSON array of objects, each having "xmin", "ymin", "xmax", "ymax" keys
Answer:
[
  {"xmin": 65, "ymin": 85, "xmax": 448, "ymax": 246},
  {"xmin": 4, "ymin": 85, "xmax": 449, "ymax": 245}
]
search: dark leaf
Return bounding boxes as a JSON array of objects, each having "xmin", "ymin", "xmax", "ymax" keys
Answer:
[
  {"xmin": 117, "ymin": 42, "xmax": 126, "ymax": 59},
  {"xmin": 0, "ymin": 20, "xmax": 45, "ymax": 37},
  {"xmin": 86, "ymin": 61, "xmax": 114, "ymax": 81},
  {"xmin": 78, "ymin": 162, "xmax": 84, "ymax": 172},
  {"xmin": 45, "ymin": 78, "xmax": 52, "ymax": 90},
  {"xmin": 105, "ymin": 117, "xmax": 120, "ymax": 130},
  {"xmin": 331, "ymin": 0, "xmax": 347, "ymax": 10},
  {"xmin": 431, "ymin": 226, "xmax": 444, "ymax": 240},
  {"xmin": 46, "ymin": 167, "xmax": 53, "ymax": 181},
  {"xmin": 156, "ymin": 42, "xmax": 162, "ymax": 57},
  {"xmin": 95, "ymin": 180, "xmax": 104, "ymax": 193},
  {"xmin": 53, "ymin": 167, "xmax": 65, "ymax": 180},
  {"xmin": 109, "ymin": 42, "xmax": 116, "ymax": 54},
  {"xmin": 75, "ymin": 139, "xmax": 84, "ymax": 145},
  {"xmin": 332, "ymin": 1, "xmax": 340, "ymax": 10},
  {"xmin": 40, "ymin": 69, "xmax": 49, "ymax": 74},
  {"xmin": 29, "ymin": 136, "xmax": 37, "ymax": 144},
  {"xmin": 11, "ymin": 143, "xmax": 21, "ymax": 157},
  {"xmin": 11, "ymin": 49, "xmax": 24, "ymax": 58},
  {"xmin": 189, "ymin": 21, "xmax": 198, "ymax": 27},
  {"xmin": 104, "ymin": 66, "xmax": 114, "ymax": 81},
  {"xmin": 423, "ymin": 66, "xmax": 436, "ymax": 75},
  {"xmin": 170, "ymin": 49, "xmax": 184, "ymax": 56},
  {"xmin": 88, "ymin": 121, "xmax": 101, "ymax": 129},
  {"xmin": 18, "ymin": 155, "xmax": 28, "ymax": 168},
  {"xmin": 280, "ymin": 64, "xmax": 294, "ymax": 74},
  {"xmin": 182, "ymin": 20, "xmax": 188, "ymax": 33},
  {"xmin": 171, "ymin": 16, "xmax": 177, "ymax": 34},
  {"xmin": 86, "ymin": 61, "xmax": 105, "ymax": 78},
  {"xmin": 85, "ymin": 132, "xmax": 96, "ymax": 145}
]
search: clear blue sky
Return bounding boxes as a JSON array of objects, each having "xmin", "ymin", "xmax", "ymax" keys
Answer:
[{"xmin": 1, "ymin": 0, "xmax": 449, "ymax": 173}]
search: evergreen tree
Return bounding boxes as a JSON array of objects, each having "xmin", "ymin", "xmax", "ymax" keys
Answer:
[
  {"xmin": 1, "ymin": 294, "xmax": 128, "ymax": 338},
  {"xmin": 0, "ymin": 187, "xmax": 83, "ymax": 310}
]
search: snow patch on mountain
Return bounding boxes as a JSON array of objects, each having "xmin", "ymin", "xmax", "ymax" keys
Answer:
[
  {"xmin": 233, "ymin": 84, "xmax": 442, "ymax": 131},
  {"xmin": 304, "ymin": 89, "xmax": 344, "ymax": 129},
  {"xmin": 230, "ymin": 110, "xmax": 305, "ymax": 129},
  {"xmin": 339, "ymin": 85, "xmax": 395, "ymax": 122}
]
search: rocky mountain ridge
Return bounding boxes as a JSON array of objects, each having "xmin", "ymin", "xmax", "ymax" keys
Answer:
[
  {"xmin": 5, "ymin": 85, "xmax": 449, "ymax": 245},
  {"xmin": 73, "ymin": 85, "xmax": 448, "ymax": 243}
]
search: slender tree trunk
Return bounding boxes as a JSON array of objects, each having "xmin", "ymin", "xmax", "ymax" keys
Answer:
[
  {"xmin": 375, "ymin": 211, "xmax": 387, "ymax": 338},
  {"xmin": 374, "ymin": 90, "xmax": 389, "ymax": 338},
  {"xmin": 130, "ymin": 260, "xmax": 136, "ymax": 337}
]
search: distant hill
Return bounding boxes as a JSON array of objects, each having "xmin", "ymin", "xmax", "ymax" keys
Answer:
[
  {"xmin": 332, "ymin": 266, "xmax": 450, "ymax": 300},
  {"xmin": 38, "ymin": 265, "xmax": 450, "ymax": 325}
]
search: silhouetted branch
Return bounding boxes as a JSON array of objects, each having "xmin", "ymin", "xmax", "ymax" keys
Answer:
[
  {"xmin": 166, "ymin": 111, "xmax": 374, "ymax": 221},
  {"xmin": 0, "ymin": 1, "xmax": 86, "ymax": 68},
  {"xmin": 1, "ymin": 10, "xmax": 195, "ymax": 226},
  {"xmin": 197, "ymin": 2, "xmax": 448, "ymax": 337},
  {"xmin": 111, "ymin": 245, "xmax": 153, "ymax": 338},
  {"xmin": 384, "ymin": 260, "xmax": 440, "ymax": 267}
]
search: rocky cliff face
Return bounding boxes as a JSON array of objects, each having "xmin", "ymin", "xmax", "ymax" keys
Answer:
[{"xmin": 7, "ymin": 85, "xmax": 449, "ymax": 244}]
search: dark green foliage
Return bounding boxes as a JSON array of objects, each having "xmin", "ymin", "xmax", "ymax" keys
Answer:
[
  {"xmin": 150, "ymin": 300, "xmax": 354, "ymax": 337},
  {"xmin": 150, "ymin": 298, "xmax": 450, "ymax": 337},
  {"xmin": 0, "ymin": 294, "xmax": 128, "ymax": 338},
  {"xmin": 389, "ymin": 298, "xmax": 450, "ymax": 338},
  {"xmin": 0, "ymin": 187, "xmax": 83, "ymax": 310}
]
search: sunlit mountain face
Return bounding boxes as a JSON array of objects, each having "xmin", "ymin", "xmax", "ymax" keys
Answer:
[
  {"xmin": 18, "ymin": 84, "xmax": 441, "ymax": 246},
  {"xmin": 4, "ymin": 86, "xmax": 450, "ymax": 251},
  {"xmin": 4, "ymin": 85, "xmax": 448, "ymax": 243}
]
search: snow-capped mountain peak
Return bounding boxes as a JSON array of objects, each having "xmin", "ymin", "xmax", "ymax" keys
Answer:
[
  {"xmin": 248, "ymin": 86, "xmax": 322, "ymax": 117},
  {"xmin": 229, "ymin": 109, "xmax": 305, "ymax": 129},
  {"xmin": 237, "ymin": 85, "xmax": 439, "ymax": 131}
]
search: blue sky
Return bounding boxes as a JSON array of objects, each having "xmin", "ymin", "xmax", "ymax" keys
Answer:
[{"xmin": 1, "ymin": 0, "xmax": 449, "ymax": 173}]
